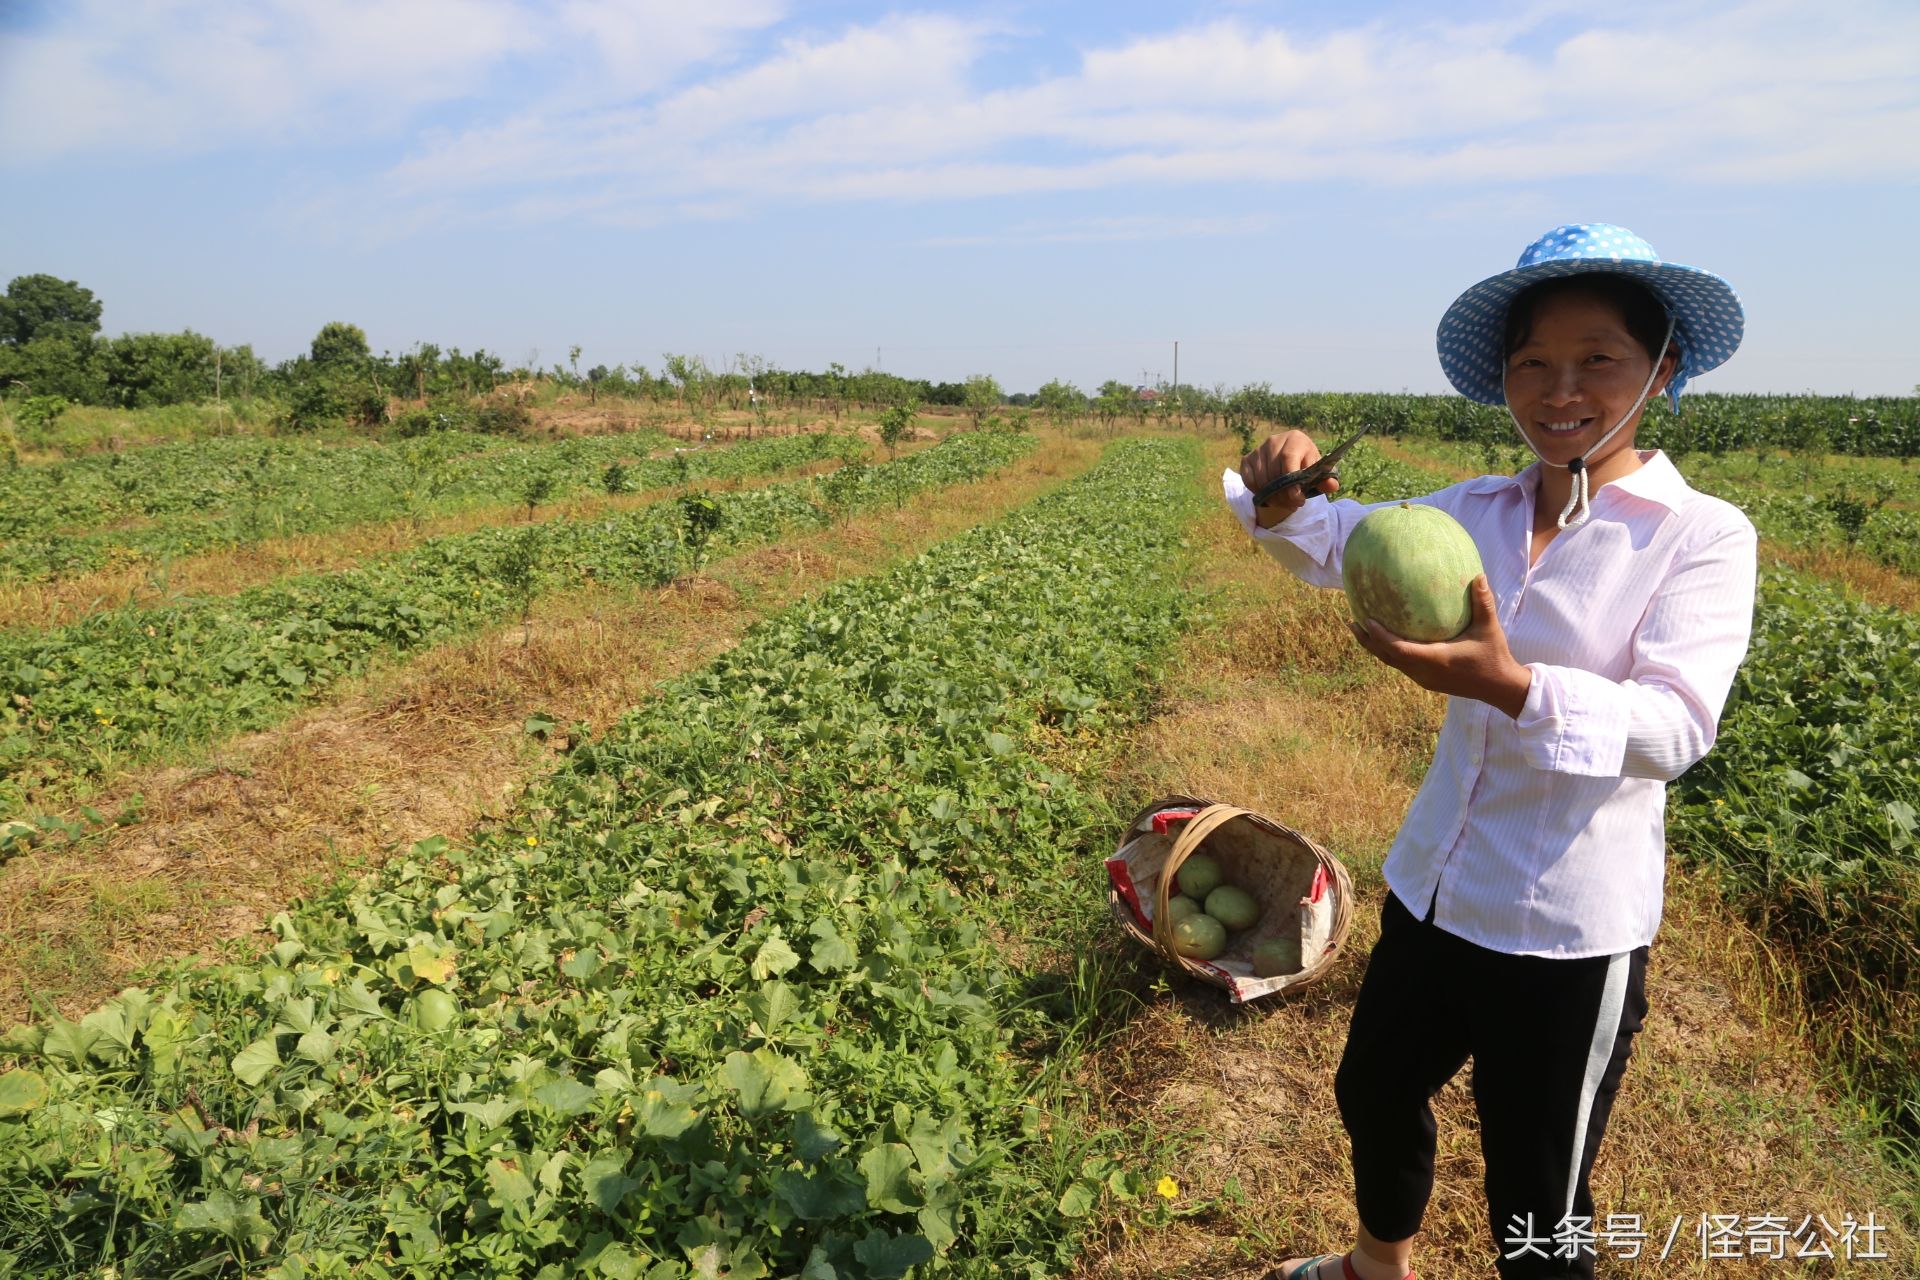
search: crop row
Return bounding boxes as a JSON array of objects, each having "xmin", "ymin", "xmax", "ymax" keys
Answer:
[
  {"xmin": 0, "ymin": 429, "xmax": 870, "ymax": 585},
  {"xmin": 0, "ymin": 432, "xmax": 1032, "ymax": 826},
  {"xmin": 1668, "ymin": 569, "xmax": 1920, "ymax": 1134},
  {"xmin": 1254, "ymin": 391, "xmax": 1920, "ymax": 460},
  {"xmin": 1386, "ymin": 436, "xmax": 1920, "ymax": 593},
  {"xmin": 0, "ymin": 437, "xmax": 1204, "ymax": 1277}
]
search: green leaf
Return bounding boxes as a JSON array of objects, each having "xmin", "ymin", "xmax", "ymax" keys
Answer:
[
  {"xmin": 39, "ymin": 1016, "xmax": 100, "ymax": 1066},
  {"xmin": 750, "ymin": 930, "xmax": 801, "ymax": 979},
  {"xmin": 852, "ymin": 1229, "xmax": 934, "ymax": 1279},
  {"xmin": 0, "ymin": 1069, "xmax": 48, "ymax": 1118},
  {"xmin": 581, "ymin": 1150, "xmax": 642, "ymax": 1217},
  {"xmin": 294, "ymin": 1030, "xmax": 336, "ymax": 1064},
  {"xmin": 637, "ymin": 1076, "xmax": 703, "ymax": 1137},
  {"xmin": 173, "ymin": 1189, "xmax": 271, "ymax": 1246},
  {"xmin": 450, "ymin": 1097, "xmax": 523, "ymax": 1130},
  {"xmin": 807, "ymin": 918, "xmax": 857, "ymax": 973},
  {"xmin": 533, "ymin": 1076, "xmax": 598, "ymax": 1118},
  {"xmin": 858, "ymin": 1142, "xmax": 920, "ymax": 1213},
  {"xmin": 79, "ymin": 1004, "xmax": 135, "ymax": 1064},
  {"xmin": 771, "ymin": 1168, "xmax": 864, "ymax": 1220},
  {"xmin": 918, "ymin": 1202, "xmax": 958, "ymax": 1253},
  {"xmin": 745, "ymin": 981, "xmax": 799, "ymax": 1035},
  {"xmin": 0, "ymin": 1023, "xmax": 43, "ymax": 1056},
  {"xmin": 984, "ymin": 732, "xmax": 1015, "ymax": 757},
  {"xmin": 719, "ymin": 1049, "xmax": 811, "ymax": 1118},
  {"xmin": 1887, "ymin": 799, "xmax": 1917, "ymax": 847},
  {"xmin": 596, "ymin": 1243, "xmax": 644, "ymax": 1280},
  {"xmin": 230, "ymin": 1035, "xmax": 282, "ymax": 1087},
  {"xmin": 486, "ymin": 1158, "xmax": 537, "ymax": 1211},
  {"xmin": 562, "ymin": 947, "xmax": 603, "ymax": 981},
  {"xmin": 1058, "ymin": 1180, "xmax": 1097, "ymax": 1217},
  {"xmin": 792, "ymin": 1110, "xmax": 844, "ymax": 1162}
]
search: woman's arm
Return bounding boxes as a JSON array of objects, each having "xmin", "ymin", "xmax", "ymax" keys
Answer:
[
  {"xmin": 1356, "ymin": 513, "xmax": 1759, "ymax": 781},
  {"xmin": 1222, "ymin": 471, "xmax": 1455, "ymax": 591},
  {"xmin": 1511, "ymin": 518, "xmax": 1758, "ymax": 781}
]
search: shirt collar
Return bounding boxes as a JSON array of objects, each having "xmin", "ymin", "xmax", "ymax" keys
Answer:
[{"xmin": 1461, "ymin": 450, "xmax": 1686, "ymax": 515}]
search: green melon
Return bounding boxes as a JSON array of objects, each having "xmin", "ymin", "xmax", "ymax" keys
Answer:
[
  {"xmin": 1165, "ymin": 893, "xmax": 1201, "ymax": 923},
  {"xmin": 1252, "ymin": 936, "xmax": 1302, "ymax": 978},
  {"xmin": 1342, "ymin": 502, "xmax": 1485, "ymax": 642},
  {"xmin": 1171, "ymin": 913, "xmax": 1227, "ymax": 961},
  {"xmin": 411, "ymin": 989, "xmax": 459, "ymax": 1032},
  {"xmin": 1175, "ymin": 853, "xmax": 1224, "ymax": 900},
  {"xmin": 1204, "ymin": 884, "xmax": 1260, "ymax": 931}
]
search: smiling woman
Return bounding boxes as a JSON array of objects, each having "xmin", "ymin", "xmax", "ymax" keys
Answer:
[{"xmin": 1224, "ymin": 223, "xmax": 1762, "ymax": 1280}]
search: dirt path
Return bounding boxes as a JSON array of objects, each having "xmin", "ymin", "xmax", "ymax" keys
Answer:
[
  {"xmin": 1066, "ymin": 439, "xmax": 1917, "ymax": 1277},
  {"xmin": 0, "ymin": 435, "xmax": 1103, "ymax": 1022}
]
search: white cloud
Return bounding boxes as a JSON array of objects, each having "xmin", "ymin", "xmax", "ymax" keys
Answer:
[
  {"xmin": 0, "ymin": 0, "xmax": 783, "ymax": 158},
  {"xmin": 5, "ymin": 0, "xmax": 1916, "ymax": 236}
]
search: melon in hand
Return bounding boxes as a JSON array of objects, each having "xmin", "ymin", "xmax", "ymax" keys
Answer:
[{"xmin": 1342, "ymin": 502, "xmax": 1485, "ymax": 642}]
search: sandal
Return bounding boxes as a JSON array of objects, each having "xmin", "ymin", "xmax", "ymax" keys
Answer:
[{"xmin": 1263, "ymin": 1253, "xmax": 1418, "ymax": 1280}]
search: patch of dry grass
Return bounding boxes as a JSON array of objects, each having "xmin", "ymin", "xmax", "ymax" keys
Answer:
[
  {"xmin": 1068, "ymin": 437, "xmax": 1918, "ymax": 1279},
  {"xmin": 0, "ymin": 433, "xmax": 1103, "ymax": 1022}
]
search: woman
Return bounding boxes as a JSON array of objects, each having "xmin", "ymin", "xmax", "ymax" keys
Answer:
[{"xmin": 1223, "ymin": 225, "xmax": 1759, "ymax": 1280}]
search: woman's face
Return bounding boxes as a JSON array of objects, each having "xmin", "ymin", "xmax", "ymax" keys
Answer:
[{"xmin": 1503, "ymin": 288, "xmax": 1675, "ymax": 469}]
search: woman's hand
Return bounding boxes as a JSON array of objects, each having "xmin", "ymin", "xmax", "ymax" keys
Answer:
[
  {"xmin": 1238, "ymin": 430, "xmax": 1340, "ymax": 528},
  {"xmin": 1350, "ymin": 575, "xmax": 1533, "ymax": 718}
]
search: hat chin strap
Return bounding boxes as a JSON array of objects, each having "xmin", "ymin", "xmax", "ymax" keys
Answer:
[{"xmin": 1503, "ymin": 310, "xmax": 1677, "ymax": 529}]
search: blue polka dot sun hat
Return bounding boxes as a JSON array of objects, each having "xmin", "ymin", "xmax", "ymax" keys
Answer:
[
  {"xmin": 1436, "ymin": 223, "xmax": 1744, "ymax": 528},
  {"xmin": 1435, "ymin": 223, "xmax": 1743, "ymax": 414}
]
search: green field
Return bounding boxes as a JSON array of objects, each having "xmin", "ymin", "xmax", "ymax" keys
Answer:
[{"xmin": 0, "ymin": 398, "xmax": 1915, "ymax": 1275}]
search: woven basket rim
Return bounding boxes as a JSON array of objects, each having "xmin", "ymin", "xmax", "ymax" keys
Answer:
[{"xmin": 1109, "ymin": 793, "xmax": 1356, "ymax": 999}]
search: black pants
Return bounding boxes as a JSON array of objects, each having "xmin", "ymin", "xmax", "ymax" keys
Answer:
[{"xmin": 1334, "ymin": 890, "xmax": 1649, "ymax": 1280}]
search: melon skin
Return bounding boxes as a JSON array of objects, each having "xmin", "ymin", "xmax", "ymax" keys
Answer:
[
  {"xmin": 1252, "ymin": 936, "xmax": 1302, "ymax": 978},
  {"xmin": 1172, "ymin": 913, "xmax": 1227, "ymax": 960},
  {"xmin": 1204, "ymin": 884, "xmax": 1260, "ymax": 931},
  {"xmin": 1175, "ymin": 853, "xmax": 1224, "ymax": 900},
  {"xmin": 1342, "ymin": 502, "xmax": 1485, "ymax": 642}
]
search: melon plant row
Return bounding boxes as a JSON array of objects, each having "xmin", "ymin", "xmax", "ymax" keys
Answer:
[
  {"xmin": 0, "ymin": 430, "xmax": 869, "ymax": 586},
  {"xmin": 0, "ymin": 437, "xmax": 1204, "ymax": 1278},
  {"xmin": 1668, "ymin": 568, "xmax": 1920, "ymax": 1137},
  {"xmin": 1392, "ymin": 436, "xmax": 1920, "ymax": 582},
  {"xmin": 0, "ymin": 431, "xmax": 1032, "ymax": 828},
  {"xmin": 1249, "ymin": 391, "xmax": 1920, "ymax": 460}
]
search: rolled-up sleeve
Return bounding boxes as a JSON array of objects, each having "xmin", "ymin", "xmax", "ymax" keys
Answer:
[
  {"xmin": 1220, "ymin": 468, "xmax": 1450, "ymax": 591},
  {"xmin": 1220, "ymin": 468, "xmax": 1342, "ymax": 586},
  {"xmin": 1511, "ymin": 516, "xmax": 1759, "ymax": 780}
]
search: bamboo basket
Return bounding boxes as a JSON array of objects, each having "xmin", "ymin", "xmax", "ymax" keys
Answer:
[{"xmin": 1107, "ymin": 794, "xmax": 1354, "ymax": 1003}]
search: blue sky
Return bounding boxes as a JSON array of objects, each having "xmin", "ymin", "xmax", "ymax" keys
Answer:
[{"xmin": 2, "ymin": 0, "xmax": 1916, "ymax": 395}]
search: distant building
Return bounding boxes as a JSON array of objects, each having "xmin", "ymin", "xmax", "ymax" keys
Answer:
[{"xmin": 1135, "ymin": 387, "xmax": 1161, "ymax": 403}]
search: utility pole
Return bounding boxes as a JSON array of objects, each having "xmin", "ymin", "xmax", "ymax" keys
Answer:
[{"xmin": 1172, "ymin": 341, "xmax": 1179, "ymax": 420}]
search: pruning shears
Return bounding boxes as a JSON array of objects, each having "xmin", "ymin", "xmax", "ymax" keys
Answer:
[{"xmin": 1250, "ymin": 423, "xmax": 1373, "ymax": 507}]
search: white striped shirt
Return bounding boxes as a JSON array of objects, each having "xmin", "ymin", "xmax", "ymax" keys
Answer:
[{"xmin": 1220, "ymin": 450, "xmax": 1758, "ymax": 958}]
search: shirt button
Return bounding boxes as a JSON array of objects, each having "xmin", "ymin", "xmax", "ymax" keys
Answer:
[{"xmin": 1470, "ymin": 751, "xmax": 1483, "ymax": 765}]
